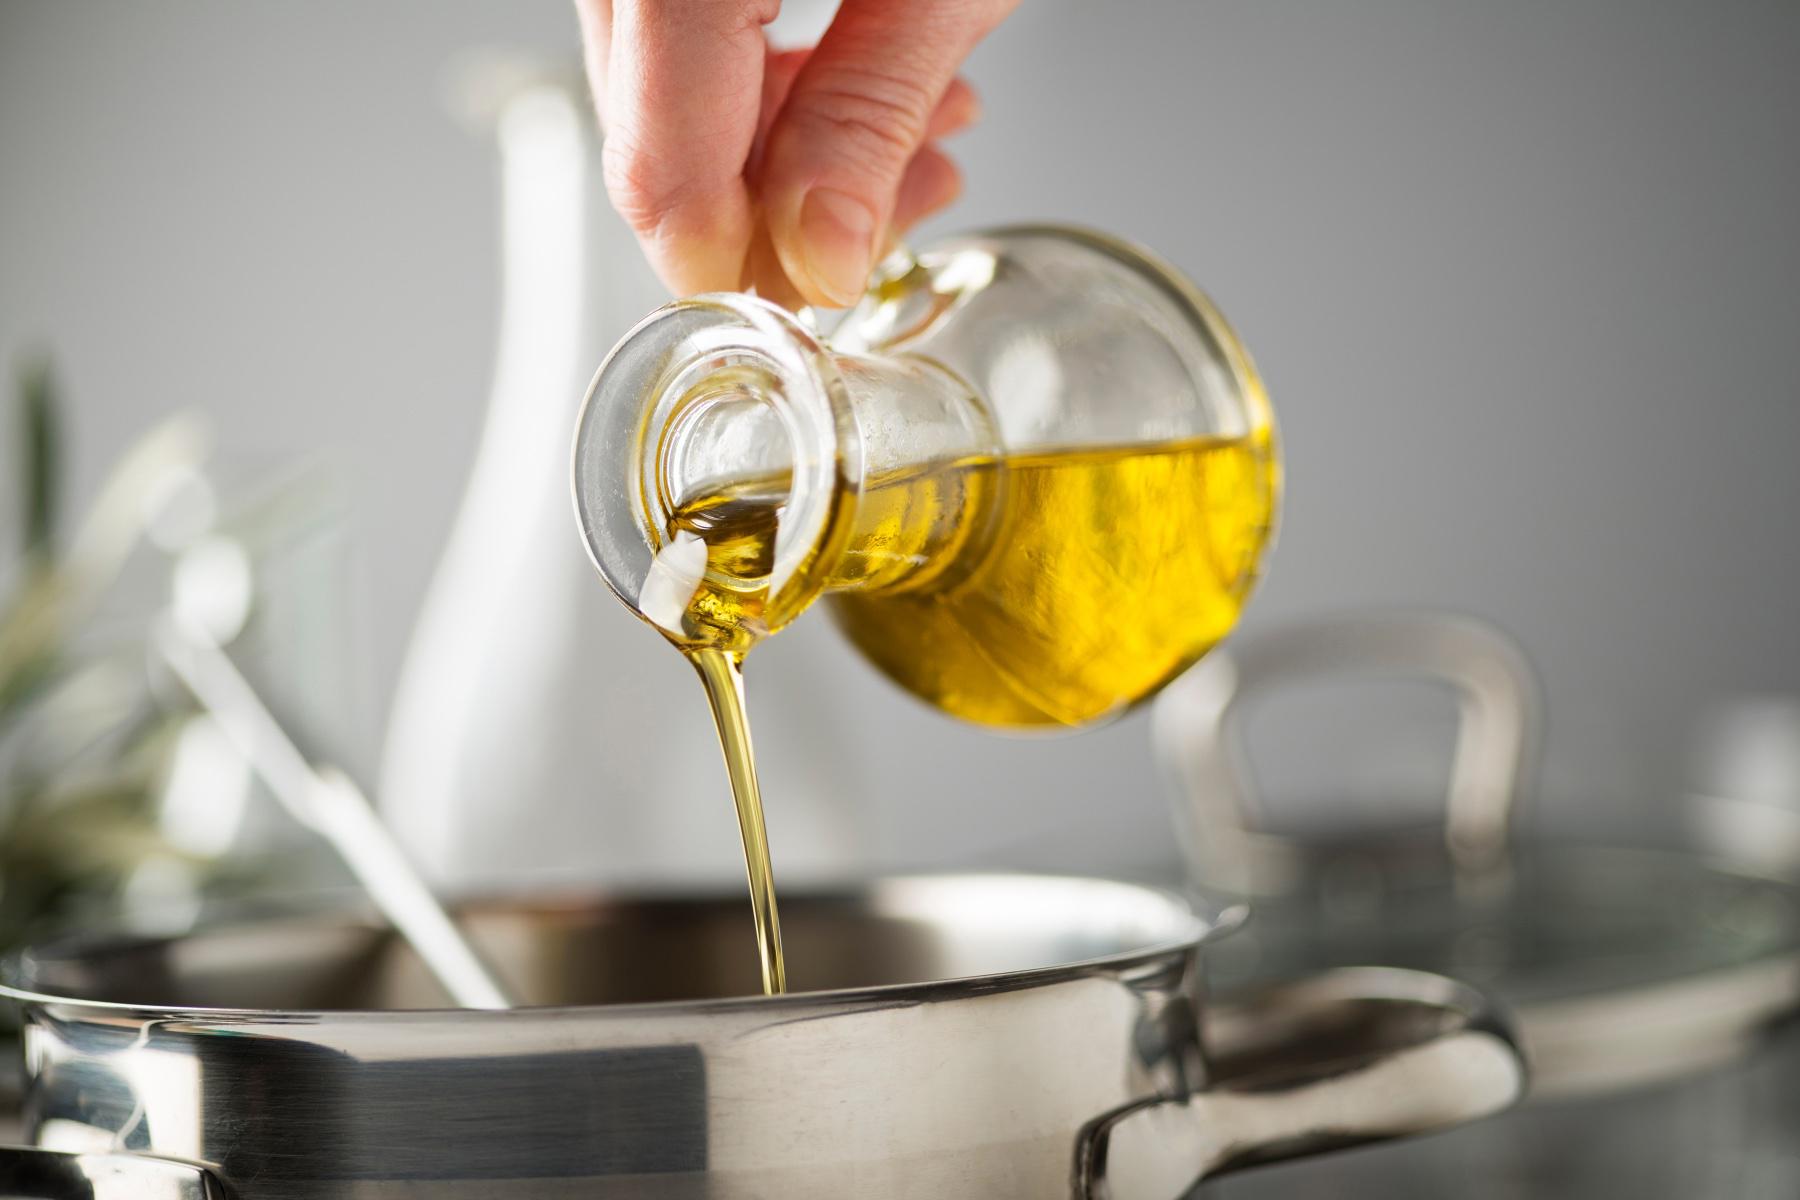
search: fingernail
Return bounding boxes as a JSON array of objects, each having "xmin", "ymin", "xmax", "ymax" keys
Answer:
[{"xmin": 798, "ymin": 187, "xmax": 877, "ymax": 305}]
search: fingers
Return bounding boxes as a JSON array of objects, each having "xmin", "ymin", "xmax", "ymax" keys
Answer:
[
  {"xmin": 756, "ymin": 58, "xmax": 978, "ymax": 191},
  {"xmin": 741, "ymin": 46, "xmax": 810, "ymax": 302},
  {"xmin": 580, "ymin": 0, "xmax": 1001, "ymax": 303},
  {"xmin": 891, "ymin": 83, "xmax": 977, "ymax": 238},
  {"xmin": 758, "ymin": 0, "xmax": 1016, "ymax": 305},
  {"xmin": 573, "ymin": 0, "xmax": 614, "ymax": 128},
  {"xmin": 741, "ymin": 225, "xmax": 807, "ymax": 310},
  {"xmin": 743, "ymin": 61, "xmax": 979, "ymax": 297},
  {"xmin": 926, "ymin": 77, "xmax": 981, "ymax": 141},
  {"xmin": 891, "ymin": 144, "xmax": 963, "ymax": 235},
  {"xmin": 599, "ymin": 0, "xmax": 778, "ymax": 295}
]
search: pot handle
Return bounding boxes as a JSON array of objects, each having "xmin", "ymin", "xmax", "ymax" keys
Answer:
[
  {"xmin": 1077, "ymin": 966, "xmax": 1526, "ymax": 1200},
  {"xmin": 0, "ymin": 1146, "xmax": 228, "ymax": 1199}
]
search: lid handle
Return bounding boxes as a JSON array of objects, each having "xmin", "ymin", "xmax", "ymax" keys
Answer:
[{"xmin": 1152, "ymin": 611, "xmax": 1540, "ymax": 894}]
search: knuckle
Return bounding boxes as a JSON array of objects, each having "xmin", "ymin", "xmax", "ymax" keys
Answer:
[
  {"xmin": 602, "ymin": 138, "xmax": 687, "ymax": 233},
  {"xmin": 792, "ymin": 71, "xmax": 936, "ymax": 169}
]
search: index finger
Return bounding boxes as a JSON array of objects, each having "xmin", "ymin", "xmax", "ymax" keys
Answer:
[{"xmin": 595, "ymin": 0, "xmax": 778, "ymax": 295}]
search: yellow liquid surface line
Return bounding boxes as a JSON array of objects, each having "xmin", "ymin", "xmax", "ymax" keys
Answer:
[
  {"xmin": 688, "ymin": 646, "xmax": 787, "ymax": 995},
  {"xmin": 830, "ymin": 432, "xmax": 1276, "ymax": 726}
]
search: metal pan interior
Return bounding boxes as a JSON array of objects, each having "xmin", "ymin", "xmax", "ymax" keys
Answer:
[{"xmin": 5, "ymin": 873, "xmax": 1219, "ymax": 1013}]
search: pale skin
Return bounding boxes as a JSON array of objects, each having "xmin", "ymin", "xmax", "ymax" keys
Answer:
[{"xmin": 575, "ymin": 0, "xmax": 1018, "ymax": 308}]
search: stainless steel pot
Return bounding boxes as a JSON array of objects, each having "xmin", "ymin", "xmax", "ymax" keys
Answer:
[{"xmin": 0, "ymin": 875, "xmax": 1524, "ymax": 1199}]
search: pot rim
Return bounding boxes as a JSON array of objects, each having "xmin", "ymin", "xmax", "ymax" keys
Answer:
[{"xmin": 0, "ymin": 871, "xmax": 1244, "ymax": 1024}]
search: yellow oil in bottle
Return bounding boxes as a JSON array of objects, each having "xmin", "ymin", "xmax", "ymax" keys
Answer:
[
  {"xmin": 655, "ymin": 432, "xmax": 1275, "ymax": 994},
  {"xmin": 831, "ymin": 434, "xmax": 1276, "ymax": 727}
]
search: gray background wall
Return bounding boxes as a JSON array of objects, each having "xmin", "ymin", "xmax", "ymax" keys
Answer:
[{"xmin": 3, "ymin": 1, "xmax": 1797, "ymax": 873}]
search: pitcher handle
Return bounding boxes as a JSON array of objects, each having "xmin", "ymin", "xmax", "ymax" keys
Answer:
[
  {"xmin": 0, "ymin": 1146, "xmax": 228, "ymax": 1199},
  {"xmin": 1077, "ymin": 966, "xmax": 1526, "ymax": 1200}
]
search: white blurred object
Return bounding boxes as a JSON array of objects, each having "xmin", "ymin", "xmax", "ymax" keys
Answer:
[
  {"xmin": 157, "ymin": 611, "xmax": 511, "ymax": 1009},
  {"xmin": 379, "ymin": 56, "xmax": 866, "ymax": 893},
  {"xmin": 170, "ymin": 535, "xmax": 253, "ymax": 645},
  {"xmin": 1689, "ymin": 697, "xmax": 1800, "ymax": 875},
  {"xmin": 159, "ymin": 716, "xmax": 253, "ymax": 859},
  {"xmin": 143, "ymin": 466, "xmax": 511, "ymax": 1007}
]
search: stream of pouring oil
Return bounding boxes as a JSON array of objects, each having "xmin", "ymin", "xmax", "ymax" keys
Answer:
[{"xmin": 687, "ymin": 647, "xmax": 785, "ymax": 994}]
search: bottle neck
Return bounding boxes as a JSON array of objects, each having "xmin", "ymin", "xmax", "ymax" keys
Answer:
[
  {"xmin": 573, "ymin": 293, "xmax": 999, "ymax": 651},
  {"xmin": 811, "ymin": 351, "xmax": 1002, "ymax": 596}
]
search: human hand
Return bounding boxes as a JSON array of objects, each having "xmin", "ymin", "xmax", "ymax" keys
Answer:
[{"xmin": 575, "ymin": 0, "xmax": 1015, "ymax": 307}]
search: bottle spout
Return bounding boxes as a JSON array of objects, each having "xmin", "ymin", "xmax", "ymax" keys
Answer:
[{"xmin": 572, "ymin": 293, "xmax": 861, "ymax": 651}]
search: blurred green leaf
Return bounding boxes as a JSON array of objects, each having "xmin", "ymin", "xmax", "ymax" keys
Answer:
[
  {"xmin": 17, "ymin": 355, "xmax": 61, "ymax": 563},
  {"xmin": 0, "ymin": 364, "xmax": 270, "ymax": 971},
  {"xmin": 0, "ymin": 558, "xmax": 64, "ymax": 735},
  {"xmin": 0, "ymin": 360, "xmax": 210, "ymax": 960}
]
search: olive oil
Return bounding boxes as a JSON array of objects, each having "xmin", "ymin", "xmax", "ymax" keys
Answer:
[
  {"xmin": 687, "ymin": 647, "xmax": 785, "ymax": 995},
  {"xmin": 831, "ymin": 435, "xmax": 1276, "ymax": 727},
  {"xmin": 653, "ymin": 433, "xmax": 1276, "ymax": 994}
]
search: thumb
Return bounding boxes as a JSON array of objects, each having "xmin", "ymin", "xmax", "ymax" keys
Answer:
[{"xmin": 758, "ymin": 0, "xmax": 1012, "ymax": 306}]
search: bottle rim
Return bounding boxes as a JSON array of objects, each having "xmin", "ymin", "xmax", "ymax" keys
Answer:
[{"xmin": 571, "ymin": 292, "xmax": 863, "ymax": 644}]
